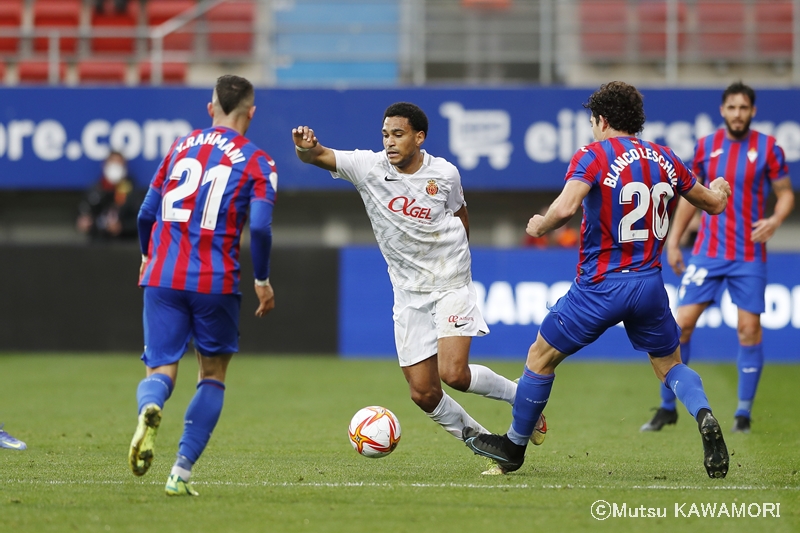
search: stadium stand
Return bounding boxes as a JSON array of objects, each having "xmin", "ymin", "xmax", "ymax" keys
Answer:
[
  {"xmin": 145, "ymin": 0, "xmax": 196, "ymax": 52},
  {"xmin": 206, "ymin": 0, "xmax": 254, "ymax": 57},
  {"xmin": 17, "ymin": 59, "xmax": 66, "ymax": 83},
  {"xmin": 0, "ymin": 0, "xmax": 23, "ymax": 55},
  {"xmin": 637, "ymin": 0, "xmax": 687, "ymax": 60},
  {"xmin": 33, "ymin": 0, "xmax": 82, "ymax": 55},
  {"xmin": 90, "ymin": 0, "xmax": 140, "ymax": 55},
  {"xmin": 756, "ymin": 0, "xmax": 793, "ymax": 60},
  {"xmin": 77, "ymin": 60, "xmax": 127, "ymax": 83},
  {"xmin": 138, "ymin": 60, "xmax": 187, "ymax": 84},
  {"xmin": 695, "ymin": 0, "xmax": 746, "ymax": 61},
  {"xmin": 579, "ymin": 0, "xmax": 628, "ymax": 62}
]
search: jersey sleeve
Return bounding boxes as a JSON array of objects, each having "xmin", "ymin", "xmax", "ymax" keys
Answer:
[
  {"xmin": 331, "ymin": 149, "xmax": 381, "ymax": 186},
  {"xmin": 691, "ymin": 140, "xmax": 707, "ymax": 185},
  {"xmin": 565, "ymin": 147, "xmax": 601, "ymax": 186},
  {"xmin": 671, "ymin": 149, "xmax": 697, "ymax": 195},
  {"xmin": 149, "ymin": 137, "xmax": 182, "ymax": 191},
  {"xmin": 445, "ymin": 166, "xmax": 466, "ymax": 213},
  {"xmin": 250, "ymin": 151, "xmax": 277, "ymax": 205},
  {"xmin": 766, "ymin": 138, "xmax": 791, "ymax": 182}
]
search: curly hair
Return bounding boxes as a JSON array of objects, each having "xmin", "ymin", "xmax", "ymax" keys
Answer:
[
  {"xmin": 384, "ymin": 102, "xmax": 429, "ymax": 137},
  {"xmin": 583, "ymin": 82, "xmax": 646, "ymax": 135}
]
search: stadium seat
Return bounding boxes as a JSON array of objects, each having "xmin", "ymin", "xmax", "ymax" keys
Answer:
[
  {"xmin": 756, "ymin": 0, "xmax": 793, "ymax": 60},
  {"xmin": 138, "ymin": 61, "xmax": 187, "ymax": 84},
  {"xmin": 33, "ymin": 0, "xmax": 82, "ymax": 55},
  {"xmin": 146, "ymin": 0, "xmax": 196, "ymax": 52},
  {"xmin": 91, "ymin": 0, "xmax": 140, "ymax": 55},
  {"xmin": 77, "ymin": 60, "xmax": 127, "ymax": 84},
  {"xmin": 0, "ymin": 60, "xmax": 5, "ymax": 82},
  {"xmin": 0, "ymin": 0, "xmax": 23, "ymax": 54},
  {"xmin": 579, "ymin": 0, "xmax": 629, "ymax": 62},
  {"xmin": 206, "ymin": 1, "xmax": 254, "ymax": 56},
  {"xmin": 17, "ymin": 60, "xmax": 66, "ymax": 84},
  {"xmin": 461, "ymin": 0, "xmax": 511, "ymax": 9},
  {"xmin": 695, "ymin": 1, "xmax": 745, "ymax": 61},
  {"xmin": 637, "ymin": 1, "xmax": 686, "ymax": 60}
]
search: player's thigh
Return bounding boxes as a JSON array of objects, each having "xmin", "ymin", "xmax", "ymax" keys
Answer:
[
  {"xmin": 624, "ymin": 274, "xmax": 681, "ymax": 357},
  {"xmin": 142, "ymin": 287, "xmax": 192, "ymax": 368},
  {"xmin": 393, "ymin": 288, "xmax": 438, "ymax": 367},
  {"xmin": 725, "ymin": 262, "xmax": 767, "ymax": 315},
  {"xmin": 188, "ymin": 292, "xmax": 242, "ymax": 357},
  {"xmin": 539, "ymin": 282, "xmax": 621, "ymax": 355},
  {"xmin": 433, "ymin": 282, "xmax": 489, "ymax": 340}
]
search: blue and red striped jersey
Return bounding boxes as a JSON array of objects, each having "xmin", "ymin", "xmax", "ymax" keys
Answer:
[
  {"xmin": 691, "ymin": 129, "xmax": 789, "ymax": 262},
  {"xmin": 139, "ymin": 125, "xmax": 277, "ymax": 294},
  {"xmin": 566, "ymin": 137, "xmax": 696, "ymax": 284}
]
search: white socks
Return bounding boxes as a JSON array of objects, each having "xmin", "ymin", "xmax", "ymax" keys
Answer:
[
  {"xmin": 466, "ymin": 364, "xmax": 517, "ymax": 405},
  {"xmin": 427, "ymin": 391, "xmax": 488, "ymax": 440},
  {"xmin": 170, "ymin": 465, "xmax": 191, "ymax": 481}
]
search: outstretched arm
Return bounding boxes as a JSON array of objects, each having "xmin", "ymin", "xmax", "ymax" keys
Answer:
[
  {"xmin": 454, "ymin": 205, "xmax": 469, "ymax": 240},
  {"xmin": 683, "ymin": 177, "xmax": 731, "ymax": 215},
  {"xmin": 665, "ymin": 196, "xmax": 698, "ymax": 274},
  {"xmin": 292, "ymin": 126, "xmax": 337, "ymax": 172},
  {"xmin": 526, "ymin": 180, "xmax": 590, "ymax": 238},
  {"xmin": 751, "ymin": 176, "xmax": 795, "ymax": 243}
]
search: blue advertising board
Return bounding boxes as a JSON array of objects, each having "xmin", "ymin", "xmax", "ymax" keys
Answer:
[
  {"xmin": 340, "ymin": 247, "xmax": 800, "ymax": 362},
  {"xmin": 2, "ymin": 87, "xmax": 800, "ymax": 191}
]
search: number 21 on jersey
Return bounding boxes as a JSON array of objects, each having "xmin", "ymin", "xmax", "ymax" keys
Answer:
[{"xmin": 161, "ymin": 157, "xmax": 232, "ymax": 230}]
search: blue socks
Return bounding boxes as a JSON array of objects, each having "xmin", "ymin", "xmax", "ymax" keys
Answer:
[
  {"xmin": 664, "ymin": 363, "xmax": 710, "ymax": 418},
  {"xmin": 136, "ymin": 373, "xmax": 174, "ymax": 413},
  {"xmin": 507, "ymin": 367, "xmax": 554, "ymax": 446},
  {"xmin": 659, "ymin": 341, "xmax": 691, "ymax": 411},
  {"xmin": 735, "ymin": 343, "xmax": 763, "ymax": 419},
  {"xmin": 177, "ymin": 379, "xmax": 226, "ymax": 464}
]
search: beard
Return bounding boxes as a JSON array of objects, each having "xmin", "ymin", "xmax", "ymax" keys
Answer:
[{"xmin": 724, "ymin": 116, "xmax": 752, "ymax": 139}]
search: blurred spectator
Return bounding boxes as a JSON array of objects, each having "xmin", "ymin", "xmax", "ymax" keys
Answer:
[
  {"xmin": 522, "ymin": 207, "xmax": 579, "ymax": 248},
  {"xmin": 95, "ymin": 0, "xmax": 131, "ymax": 15},
  {"xmin": 76, "ymin": 151, "xmax": 143, "ymax": 242}
]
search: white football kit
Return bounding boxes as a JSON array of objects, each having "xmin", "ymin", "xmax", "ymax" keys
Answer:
[{"xmin": 332, "ymin": 149, "xmax": 488, "ymax": 366}]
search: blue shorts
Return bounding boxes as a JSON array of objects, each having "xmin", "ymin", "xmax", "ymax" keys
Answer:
[
  {"xmin": 539, "ymin": 269, "xmax": 680, "ymax": 357},
  {"xmin": 142, "ymin": 286, "xmax": 241, "ymax": 368},
  {"xmin": 678, "ymin": 256, "xmax": 766, "ymax": 314}
]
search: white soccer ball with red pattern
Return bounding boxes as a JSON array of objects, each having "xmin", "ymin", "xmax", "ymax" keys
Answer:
[{"xmin": 348, "ymin": 406, "xmax": 401, "ymax": 458}]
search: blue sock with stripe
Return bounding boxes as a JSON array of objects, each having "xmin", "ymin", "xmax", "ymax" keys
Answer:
[
  {"xmin": 507, "ymin": 367, "xmax": 554, "ymax": 446},
  {"xmin": 664, "ymin": 363, "xmax": 710, "ymax": 418},
  {"xmin": 136, "ymin": 373, "xmax": 174, "ymax": 413},
  {"xmin": 659, "ymin": 341, "xmax": 691, "ymax": 411},
  {"xmin": 178, "ymin": 379, "xmax": 226, "ymax": 464},
  {"xmin": 735, "ymin": 343, "xmax": 763, "ymax": 419}
]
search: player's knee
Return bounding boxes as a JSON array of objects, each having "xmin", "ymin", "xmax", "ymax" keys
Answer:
[
  {"xmin": 678, "ymin": 324, "xmax": 695, "ymax": 343},
  {"xmin": 737, "ymin": 324, "xmax": 761, "ymax": 345},
  {"xmin": 440, "ymin": 367, "xmax": 470, "ymax": 392},
  {"xmin": 409, "ymin": 387, "xmax": 442, "ymax": 413}
]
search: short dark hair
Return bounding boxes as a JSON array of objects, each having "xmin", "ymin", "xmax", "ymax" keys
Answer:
[
  {"xmin": 214, "ymin": 75, "xmax": 254, "ymax": 115},
  {"xmin": 583, "ymin": 81, "xmax": 646, "ymax": 135},
  {"xmin": 383, "ymin": 102, "xmax": 428, "ymax": 137},
  {"xmin": 722, "ymin": 81, "xmax": 756, "ymax": 106}
]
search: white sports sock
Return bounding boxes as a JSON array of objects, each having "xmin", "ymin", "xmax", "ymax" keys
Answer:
[
  {"xmin": 170, "ymin": 465, "xmax": 192, "ymax": 481},
  {"xmin": 427, "ymin": 391, "xmax": 488, "ymax": 440},
  {"xmin": 467, "ymin": 364, "xmax": 517, "ymax": 405}
]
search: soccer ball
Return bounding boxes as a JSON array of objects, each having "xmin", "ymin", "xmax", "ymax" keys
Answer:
[{"xmin": 348, "ymin": 406, "xmax": 401, "ymax": 458}]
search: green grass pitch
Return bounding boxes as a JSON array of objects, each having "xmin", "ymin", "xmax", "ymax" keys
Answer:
[{"xmin": 1, "ymin": 354, "xmax": 798, "ymax": 532}]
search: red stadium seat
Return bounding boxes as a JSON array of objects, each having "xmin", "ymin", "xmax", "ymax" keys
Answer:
[
  {"xmin": 146, "ymin": 0, "xmax": 196, "ymax": 52},
  {"xmin": 77, "ymin": 60, "xmax": 127, "ymax": 84},
  {"xmin": 33, "ymin": 0, "xmax": 82, "ymax": 55},
  {"xmin": 206, "ymin": 1, "xmax": 254, "ymax": 56},
  {"xmin": 0, "ymin": 0, "xmax": 23, "ymax": 54},
  {"xmin": 17, "ymin": 60, "xmax": 66, "ymax": 84},
  {"xmin": 461, "ymin": 0, "xmax": 511, "ymax": 9},
  {"xmin": 695, "ymin": 1, "xmax": 745, "ymax": 61},
  {"xmin": 91, "ymin": 0, "xmax": 140, "ymax": 55},
  {"xmin": 138, "ymin": 61, "xmax": 188, "ymax": 84},
  {"xmin": 637, "ymin": 1, "xmax": 686, "ymax": 60},
  {"xmin": 756, "ymin": 0, "xmax": 793, "ymax": 60},
  {"xmin": 0, "ymin": 60, "xmax": 6, "ymax": 82},
  {"xmin": 579, "ymin": 0, "xmax": 628, "ymax": 62}
]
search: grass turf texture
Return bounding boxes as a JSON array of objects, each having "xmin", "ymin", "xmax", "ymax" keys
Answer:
[{"xmin": 1, "ymin": 354, "xmax": 798, "ymax": 533}]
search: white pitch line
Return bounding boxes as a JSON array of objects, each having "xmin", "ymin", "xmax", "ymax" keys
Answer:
[{"xmin": 3, "ymin": 479, "xmax": 799, "ymax": 491}]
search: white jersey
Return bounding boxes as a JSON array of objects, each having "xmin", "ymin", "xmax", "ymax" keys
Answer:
[{"xmin": 332, "ymin": 149, "xmax": 472, "ymax": 292}]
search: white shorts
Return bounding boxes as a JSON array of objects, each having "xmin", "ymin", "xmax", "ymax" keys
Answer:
[{"xmin": 392, "ymin": 281, "xmax": 489, "ymax": 367}]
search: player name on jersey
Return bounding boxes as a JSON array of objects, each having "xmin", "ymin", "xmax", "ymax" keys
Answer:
[
  {"xmin": 175, "ymin": 131, "xmax": 247, "ymax": 165},
  {"xmin": 604, "ymin": 145, "xmax": 678, "ymax": 188}
]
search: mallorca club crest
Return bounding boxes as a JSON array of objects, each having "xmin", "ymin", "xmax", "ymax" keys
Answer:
[{"xmin": 425, "ymin": 179, "xmax": 439, "ymax": 196}]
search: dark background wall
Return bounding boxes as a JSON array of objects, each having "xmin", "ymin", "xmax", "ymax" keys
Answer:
[{"xmin": 0, "ymin": 245, "xmax": 338, "ymax": 353}]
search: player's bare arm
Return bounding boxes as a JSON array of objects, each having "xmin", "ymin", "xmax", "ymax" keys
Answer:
[
  {"xmin": 751, "ymin": 176, "xmax": 795, "ymax": 243},
  {"xmin": 454, "ymin": 205, "xmax": 469, "ymax": 240},
  {"xmin": 292, "ymin": 125, "xmax": 337, "ymax": 172},
  {"xmin": 683, "ymin": 177, "xmax": 730, "ymax": 215},
  {"xmin": 665, "ymin": 197, "xmax": 698, "ymax": 275},
  {"xmin": 527, "ymin": 180, "xmax": 590, "ymax": 238},
  {"xmin": 254, "ymin": 282, "xmax": 275, "ymax": 317}
]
